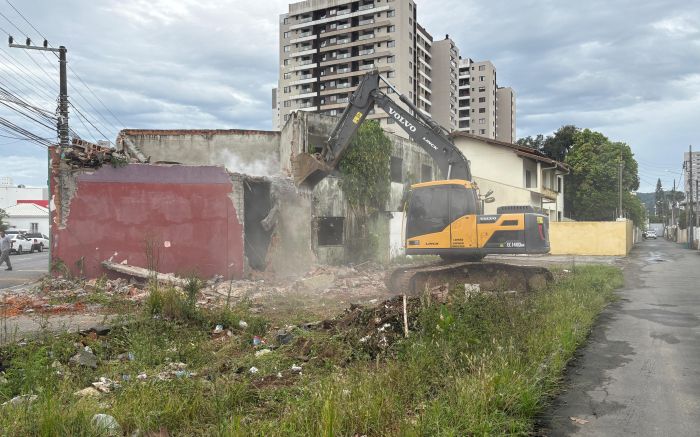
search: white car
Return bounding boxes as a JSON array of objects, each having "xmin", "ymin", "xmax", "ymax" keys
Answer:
[
  {"xmin": 24, "ymin": 232, "xmax": 49, "ymax": 252},
  {"xmin": 9, "ymin": 234, "xmax": 32, "ymax": 254}
]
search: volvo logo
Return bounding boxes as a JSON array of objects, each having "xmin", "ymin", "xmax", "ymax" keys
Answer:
[{"xmin": 387, "ymin": 107, "xmax": 417, "ymax": 133}]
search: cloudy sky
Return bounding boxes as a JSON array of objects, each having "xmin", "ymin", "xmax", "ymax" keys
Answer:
[{"xmin": 0, "ymin": 0, "xmax": 698, "ymax": 192}]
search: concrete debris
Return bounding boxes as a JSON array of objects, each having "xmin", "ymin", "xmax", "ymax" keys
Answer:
[
  {"xmin": 0, "ymin": 276, "xmax": 147, "ymax": 317},
  {"xmin": 255, "ymin": 349, "xmax": 272, "ymax": 357},
  {"xmin": 2, "ymin": 394, "xmax": 38, "ymax": 407},
  {"xmin": 92, "ymin": 377, "xmax": 119, "ymax": 393},
  {"xmin": 91, "ymin": 413, "xmax": 122, "ymax": 436},
  {"xmin": 155, "ymin": 362, "xmax": 197, "ymax": 381},
  {"xmin": 275, "ymin": 328, "xmax": 295, "ymax": 345},
  {"xmin": 102, "ymin": 260, "xmax": 188, "ymax": 286},
  {"xmin": 291, "ymin": 364, "xmax": 303, "ymax": 374},
  {"xmin": 294, "ymin": 273, "xmax": 335, "ymax": 292},
  {"xmin": 74, "ymin": 387, "xmax": 103, "ymax": 398},
  {"xmin": 117, "ymin": 352, "xmax": 135, "ymax": 362},
  {"xmin": 70, "ymin": 349, "xmax": 98, "ymax": 369},
  {"xmin": 64, "ymin": 138, "xmax": 135, "ymax": 169}
]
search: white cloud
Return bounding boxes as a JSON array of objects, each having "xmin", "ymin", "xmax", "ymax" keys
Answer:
[
  {"xmin": 1, "ymin": 155, "xmax": 48, "ymax": 186},
  {"xmin": 1, "ymin": 0, "xmax": 699, "ymax": 191},
  {"xmin": 652, "ymin": 15, "xmax": 699, "ymax": 36}
]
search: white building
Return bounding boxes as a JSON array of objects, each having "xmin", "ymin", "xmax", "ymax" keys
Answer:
[
  {"xmin": 451, "ymin": 132, "xmax": 568, "ymax": 221},
  {"xmin": 0, "ymin": 178, "xmax": 48, "ymax": 210},
  {"xmin": 4, "ymin": 203, "xmax": 49, "ymax": 235}
]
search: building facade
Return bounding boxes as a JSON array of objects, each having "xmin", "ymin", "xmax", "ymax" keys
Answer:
[
  {"xmin": 430, "ymin": 36, "xmax": 459, "ymax": 132},
  {"xmin": 0, "ymin": 177, "xmax": 48, "ymax": 210},
  {"xmin": 277, "ymin": 0, "xmax": 425, "ymax": 138},
  {"xmin": 496, "ymin": 86, "xmax": 516, "ymax": 143},
  {"xmin": 451, "ymin": 132, "xmax": 568, "ymax": 222}
]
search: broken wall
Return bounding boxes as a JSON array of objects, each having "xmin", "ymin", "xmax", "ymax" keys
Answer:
[
  {"xmin": 119, "ymin": 129, "xmax": 281, "ymax": 177},
  {"xmin": 284, "ymin": 111, "xmax": 438, "ymax": 263},
  {"xmin": 51, "ymin": 150, "xmax": 245, "ymax": 280}
]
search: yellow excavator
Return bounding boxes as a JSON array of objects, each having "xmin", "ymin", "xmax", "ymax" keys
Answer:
[{"xmin": 293, "ymin": 71, "xmax": 551, "ymax": 292}]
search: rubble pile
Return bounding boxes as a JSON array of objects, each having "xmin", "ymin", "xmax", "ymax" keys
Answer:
[
  {"xmin": 63, "ymin": 138, "xmax": 134, "ymax": 169},
  {"xmin": 0, "ymin": 277, "xmax": 146, "ymax": 317},
  {"xmin": 320, "ymin": 285, "xmax": 450, "ymax": 357},
  {"xmin": 1, "ymin": 263, "xmax": 393, "ymax": 318},
  {"xmin": 199, "ymin": 264, "xmax": 392, "ymax": 308}
]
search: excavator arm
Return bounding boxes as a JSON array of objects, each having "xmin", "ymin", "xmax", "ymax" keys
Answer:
[{"xmin": 293, "ymin": 71, "xmax": 471, "ymax": 188}]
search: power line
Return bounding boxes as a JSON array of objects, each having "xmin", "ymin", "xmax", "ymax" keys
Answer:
[
  {"xmin": 5, "ymin": 0, "xmax": 46, "ymax": 40},
  {"xmin": 0, "ymin": 9, "xmax": 25, "ymax": 36},
  {"xmin": 4, "ymin": 0, "xmax": 125, "ymax": 131},
  {"xmin": 2, "ymin": 3, "xmax": 122, "ymax": 145}
]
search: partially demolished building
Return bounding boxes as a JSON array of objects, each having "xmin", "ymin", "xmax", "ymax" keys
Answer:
[{"xmin": 51, "ymin": 112, "xmax": 437, "ymax": 280}]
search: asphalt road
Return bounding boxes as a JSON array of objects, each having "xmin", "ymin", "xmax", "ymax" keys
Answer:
[
  {"xmin": 0, "ymin": 250, "xmax": 49, "ymax": 290},
  {"xmin": 540, "ymin": 238, "xmax": 700, "ymax": 436}
]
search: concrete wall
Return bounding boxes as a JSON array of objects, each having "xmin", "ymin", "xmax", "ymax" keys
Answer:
[
  {"xmin": 120, "ymin": 130, "xmax": 281, "ymax": 178},
  {"xmin": 51, "ymin": 157, "xmax": 245, "ymax": 280},
  {"xmin": 550, "ymin": 220, "xmax": 635, "ymax": 256}
]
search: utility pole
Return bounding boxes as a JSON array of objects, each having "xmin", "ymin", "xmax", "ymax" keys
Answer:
[
  {"xmin": 9, "ymin": 37, "xmax": 69, "ymax": 151},
  {"xmin": 9, "ymin": 37, "xmax": 68, "ymax": 271},
  {"xmin": 671, "ymin": 179, "xmax": 676, "ymax": 228},
  {"xmin": 618, "ymin": 158, "xmax": 624, "ymax": 219},
  {"xmin": 689, "ymin": 145, "xmax": 694, "ymax": 248}
]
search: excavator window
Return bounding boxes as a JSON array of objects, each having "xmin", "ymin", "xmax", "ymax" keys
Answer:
[
  {"xmin": 449, "ymin": 186, "xmax": 478, "ymax": 221},
  {"xmin": 406, "ymin": 186, "xmax": 449, "ymax": 239}
]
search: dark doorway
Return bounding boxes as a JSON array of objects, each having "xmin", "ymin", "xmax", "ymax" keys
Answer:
[{"xmin": 244, "ymin": 180, "xmax": 273, "ymax": 271}]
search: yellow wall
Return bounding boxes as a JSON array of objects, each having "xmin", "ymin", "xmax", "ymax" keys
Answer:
[{"xmin": 550, "ymin": 220, "xmax": 634, "ymax": 256}]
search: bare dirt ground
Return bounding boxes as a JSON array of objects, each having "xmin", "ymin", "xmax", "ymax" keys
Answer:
[{"xmin": 0, "ymin": 254, "xmax": 623, "ymax": 342}]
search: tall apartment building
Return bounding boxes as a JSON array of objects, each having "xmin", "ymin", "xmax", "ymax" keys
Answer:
[
  {"xmin": 456, "ymin": 58, "xmax": 516, "ymax": 141},
  {"xmin": 431, "ymin": 35, "xmax": 459, "ymax": 132},
  {"xmin": 275, "ymin": 0, "xmax": 515, "ymax": 141},
  {"xmin": 496, "ymin": 86, "xmax": 515, "ymax": 143},
  {"xmin": 277, "ymin": 0, "xmax": 427, "ymax": 137}
]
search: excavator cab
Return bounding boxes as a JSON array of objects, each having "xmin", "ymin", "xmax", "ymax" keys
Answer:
[
  {"xmin": 404, "ymin": 180, "xmax": 550, "ymax": 259},
  {"xmin": 405, "ymin": 180, "xmax": 480, "ymax": 252}
]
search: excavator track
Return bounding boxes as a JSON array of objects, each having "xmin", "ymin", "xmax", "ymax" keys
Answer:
[{"xmin": 386, "ymin": 261, "xmax": 553, "ymax": 295}]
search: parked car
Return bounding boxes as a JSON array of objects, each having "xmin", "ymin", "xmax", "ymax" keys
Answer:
[
  {"xmin": 24, "ymin": 232, "xmax": 49, "ymax": 252},
  {"xmin": 9, "ymin": 234, "xmax": 31, "ymax": 254},
  {"xmin": 644, "ymin": 230, "xmax": 657, "ymax": 239}
]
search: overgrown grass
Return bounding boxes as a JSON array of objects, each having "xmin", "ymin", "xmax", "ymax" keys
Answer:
[{"xmin": 0, "ymin": 265, "xmax": 622, "ymax": 436}]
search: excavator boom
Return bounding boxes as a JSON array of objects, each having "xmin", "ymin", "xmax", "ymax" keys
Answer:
[{"xmin": 293, "ymin": 71, "xmax": 470, "ymax": 187}]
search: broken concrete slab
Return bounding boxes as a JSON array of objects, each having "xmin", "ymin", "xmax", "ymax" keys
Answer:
[
  {"xmin": 70, "ymin": 349, "xmax": 98, "ymax": 369},
  {"xmin": 101, "ymin": 260, "xmax": 187, "ymax": 286},
  {"xmin": 294, "ymin": 273, "xmax": 335, "ymax": 292}
]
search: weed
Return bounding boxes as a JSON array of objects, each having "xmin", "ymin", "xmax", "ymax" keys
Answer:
[{"xmin": 0, "ymin": 265, "xmax": 622, "ymax": 436}]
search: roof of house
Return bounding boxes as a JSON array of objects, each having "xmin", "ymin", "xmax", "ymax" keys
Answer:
[
  {"xmin": 17, "ymin": 199, "xmax": 49, "ymax": 208},
  {"xmin": 450, "ymin": 131, "xmax": 570, "ymax": 172},
  {"xmin": 4, "ymin": 203, "xmax": 49, "ymax": 217}
]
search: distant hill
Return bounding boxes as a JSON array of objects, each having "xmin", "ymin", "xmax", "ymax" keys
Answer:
[{"xmin": 636, "ymin": 192, "xmax": 655, "ymax": 214}]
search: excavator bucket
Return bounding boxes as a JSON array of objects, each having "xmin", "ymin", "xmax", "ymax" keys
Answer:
[{"xmin": 292, "ymin": 152, "xmax": 335, "ymax": 189}]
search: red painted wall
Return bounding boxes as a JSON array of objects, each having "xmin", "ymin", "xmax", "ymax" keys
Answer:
[{"xmin": 51, "ymin": 163, "xmax": 244, "ymax": 280}]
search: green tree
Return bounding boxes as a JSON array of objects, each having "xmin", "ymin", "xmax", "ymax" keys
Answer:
[
  {"xmin": 565, "ymin": 129, "xmax": 644, "ymax": 225},
  {"xmin": 654, "ymin": 178, "xmax": 665, "ymax": 221},
  {"xmin": 338, "ymin": 121, "xmax": 392, "ymax": 262},
  {"xmin": 542, "ymin": 125, "xmax": 579, "ymax": 162},
  {"xmin": 0, "ymin": 208, "xmax": 7, "ymax": 232},
  {"xmin": 516, "ymin": 134, "xmax": 545, "ymax": 151}
]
